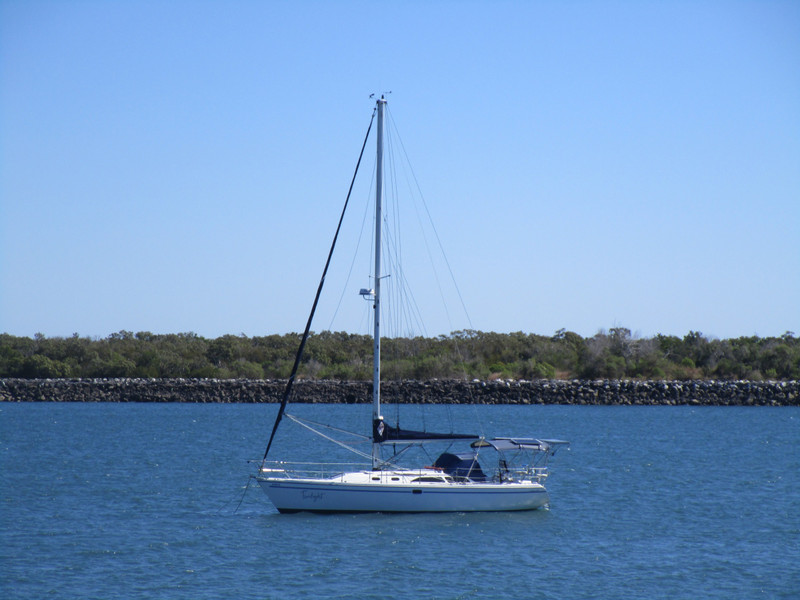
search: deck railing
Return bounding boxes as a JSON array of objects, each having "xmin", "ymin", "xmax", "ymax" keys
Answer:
[
  {"xmin": 258, "ymin": 460, "xmax": 550, "ymax": 484},
  {"xmin": 259, "ymin": 461, "xmax": 372, "ymax": 480}
]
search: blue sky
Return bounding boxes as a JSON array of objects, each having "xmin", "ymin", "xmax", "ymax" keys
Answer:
[{"xmin": 1, "ymin": 0, "xmax": 798, "ymax": 341}]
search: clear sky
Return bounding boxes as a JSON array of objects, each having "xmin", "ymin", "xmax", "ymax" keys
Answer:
[{"xmin": 1, "ymin": 0, "xmax": 798, "ymax": 341}]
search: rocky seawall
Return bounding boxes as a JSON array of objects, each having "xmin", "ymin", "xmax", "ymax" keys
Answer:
[{"xmin": 1, "ymin": 378, "xmax": 797, "ymax": 405}]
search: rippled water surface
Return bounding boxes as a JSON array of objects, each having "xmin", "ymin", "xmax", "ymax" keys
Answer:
[{"xmin": 1, "ymin": 402, "xmax": 798, "ymax": 599}]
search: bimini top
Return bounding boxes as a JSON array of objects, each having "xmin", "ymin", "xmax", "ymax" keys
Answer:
[{"xmin": 471, "ymin": 437, "xmax": 570, "ymax": 452}]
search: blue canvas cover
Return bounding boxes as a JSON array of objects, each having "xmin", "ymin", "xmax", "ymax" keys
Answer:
[
  {"xmin": 373, "ymin": 419, "xmax": 478, "ymax": 444},
  {"xmin": 433, "ymin": 452, "xmax": 487, "ymax": 481}
]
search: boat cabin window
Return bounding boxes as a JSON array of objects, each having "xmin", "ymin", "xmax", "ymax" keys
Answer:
[{"xmin": 411, "ymin": 476, "xmax": 446, "ymax": 483}]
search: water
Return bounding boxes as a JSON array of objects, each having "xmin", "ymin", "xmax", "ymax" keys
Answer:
[{"xmin": 1, "ymin": 402, "xmax": 798, "ymax": 599}]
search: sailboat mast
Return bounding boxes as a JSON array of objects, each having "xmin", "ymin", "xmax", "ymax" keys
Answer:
[{"xmin": 372, "ymin": 96, "xmax": 386, "ymax": 469}]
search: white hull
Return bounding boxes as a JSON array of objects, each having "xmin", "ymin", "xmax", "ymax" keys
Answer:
[{"xmin": 256, "ymin": 471, "xmax": 549, "ymax": 513}]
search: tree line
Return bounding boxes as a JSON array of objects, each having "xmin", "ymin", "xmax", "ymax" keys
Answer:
[{"xmin": 0, "ymin": 328, "xmax": 797, "ymax": 381}]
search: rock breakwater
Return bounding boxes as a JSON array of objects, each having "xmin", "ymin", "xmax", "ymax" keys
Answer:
[{"xmin": 1, "ymin": 378, "xmax": 797, "ymax": 405}]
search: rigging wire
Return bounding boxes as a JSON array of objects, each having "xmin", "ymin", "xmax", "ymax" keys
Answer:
[
  {"xmin": 261, "ymin": 107, "xmax": 377, "ymax": 466},
  {"xmin": 264, "ymin": 100, "xmax": 490, "ymax": 465},
  {"xmin": 285, "ymin": 413, "xmax": 374, "ymax": 461},
  {"xmin": 327, "ymin": 159, "xmax": 377, "ymax": 332},
  {"xmin": 385, "ymin": 106, "xmax": 484, "ymax": 437},
  {"xmin": 285, "ymin": 412, "xmax": 370, "ymax": 441},
  {"xmin": 386, "ymin": 107, "xmax": 475, "ymax": 333}
]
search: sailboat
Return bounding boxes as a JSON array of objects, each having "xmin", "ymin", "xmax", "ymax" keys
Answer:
[{"xmin": 255, "ymin": 96, "xmax": 567, "ymax": 513}]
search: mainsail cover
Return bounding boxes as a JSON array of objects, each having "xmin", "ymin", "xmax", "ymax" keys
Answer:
[{"xmin": 373, "ymin": 419, "xmax": 478, "ymax": 444}]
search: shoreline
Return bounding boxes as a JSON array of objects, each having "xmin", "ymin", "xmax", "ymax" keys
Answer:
[{"xmin": 1, "ymin": 378, "xmax": 797, "ymax": 406}]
